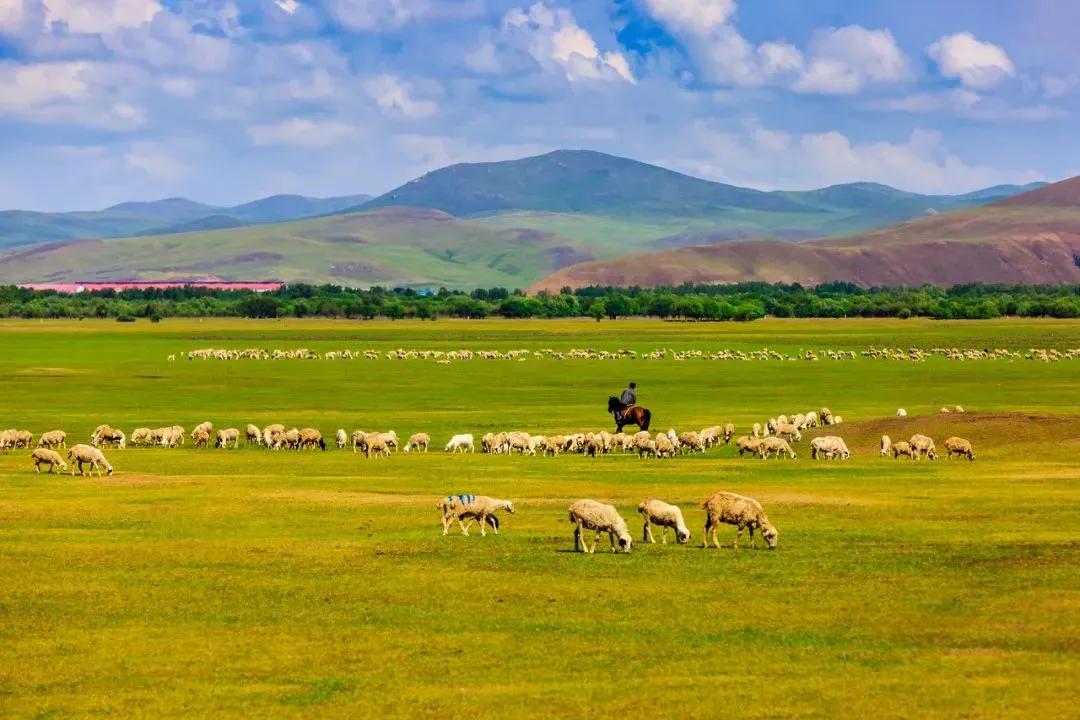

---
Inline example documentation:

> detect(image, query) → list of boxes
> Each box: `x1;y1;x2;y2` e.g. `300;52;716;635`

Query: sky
1;0;1078;211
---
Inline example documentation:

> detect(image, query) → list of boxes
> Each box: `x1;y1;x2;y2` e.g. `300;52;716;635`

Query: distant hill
0;207;597;289
0;193;372;249
532;176;1080;291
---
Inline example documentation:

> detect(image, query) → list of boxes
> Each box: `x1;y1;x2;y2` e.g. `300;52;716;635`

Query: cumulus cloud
250;117;364;147
362;74;438;118
274;0;299;15
42;0;162;35
124;140;188;181
928;33;1014;89
482;2;636;84
0;60;147;128
641;1;906;93
687;121;1042;194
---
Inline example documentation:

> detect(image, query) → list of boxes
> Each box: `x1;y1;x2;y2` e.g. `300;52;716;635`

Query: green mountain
0;194;372;249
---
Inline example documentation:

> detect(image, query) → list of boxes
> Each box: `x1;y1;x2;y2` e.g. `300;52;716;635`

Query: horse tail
640;408;651;431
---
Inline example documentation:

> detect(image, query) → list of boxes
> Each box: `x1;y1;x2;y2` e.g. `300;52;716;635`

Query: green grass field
1;318;1078;718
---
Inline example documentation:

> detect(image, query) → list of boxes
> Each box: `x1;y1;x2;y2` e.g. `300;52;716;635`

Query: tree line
0;282;1077;321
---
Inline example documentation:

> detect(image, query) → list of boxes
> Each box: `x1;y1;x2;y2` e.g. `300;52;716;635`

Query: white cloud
641;1;906;94
874;89;1064;123
250;117;363;148
1041;74;1077;99
794;26;907;94
106;11;232;72
928;33;1014;89
362;74;437;118
687;121;1043;194
0;0;28;33
124;140;188;181
274;0;299;15
0;60;88;111
328;0;481;31
496;2;635;84
42;0;162;35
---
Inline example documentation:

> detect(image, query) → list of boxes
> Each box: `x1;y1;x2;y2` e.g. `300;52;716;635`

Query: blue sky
1;0;1077;210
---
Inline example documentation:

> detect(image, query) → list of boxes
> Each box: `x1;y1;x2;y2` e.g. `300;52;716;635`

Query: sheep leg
642;521;654;544
660;526;668;545
478;514;487;537
573;524;585;552
459;518;471;536
749;526;756;550
733;525;744;550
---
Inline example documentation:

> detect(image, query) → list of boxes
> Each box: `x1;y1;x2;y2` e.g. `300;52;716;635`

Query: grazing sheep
403;432;430;453
774;422;802;442
191;421;213;441
735;435;764;457
944;436;975;461
32;448;67;473
637;438;657;459
129;427;153;446
161;426;185;447
880;434;891;457
699;425;721;448
37;430;67;449
810;436;850;460
445;433;475;453
677;431;704;454
543;435;564;457
954;405;965;413
638;498;691;544
751;423;762;438
192;429;211;448
360;433;390;459
804;411;818;428
283;428;301;450
758;436;796;460
247;424;263;446
67;444;113;476
723;422;735;444
437;494;515;536
298;428;326;451
568;499;633;554
701;491;778;550
891;441;916;460
215;428;241;449
940;407;951;414
896;408;907;417
654;433;677;459
91;425;125;449
909;434;938;460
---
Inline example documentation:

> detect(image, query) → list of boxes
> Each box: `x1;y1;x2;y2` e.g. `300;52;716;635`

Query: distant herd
174;346;1080;363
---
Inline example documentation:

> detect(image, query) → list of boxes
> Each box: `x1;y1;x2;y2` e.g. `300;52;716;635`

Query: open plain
1;318;1078;718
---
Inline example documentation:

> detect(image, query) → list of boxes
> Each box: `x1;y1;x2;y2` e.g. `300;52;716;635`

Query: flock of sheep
175;345;1079;364
4;402;976;479
436;492;778;554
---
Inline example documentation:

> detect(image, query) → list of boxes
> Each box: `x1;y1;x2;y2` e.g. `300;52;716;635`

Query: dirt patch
757;493;888;507
15;367;86;376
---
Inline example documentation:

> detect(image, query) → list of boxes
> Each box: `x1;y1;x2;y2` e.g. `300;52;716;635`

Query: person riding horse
616;383;637;423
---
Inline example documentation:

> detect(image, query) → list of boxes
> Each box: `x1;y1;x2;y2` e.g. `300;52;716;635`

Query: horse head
607;396;620;413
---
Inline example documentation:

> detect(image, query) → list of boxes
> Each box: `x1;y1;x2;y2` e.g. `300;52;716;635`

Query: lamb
909;433;938;460
437;494;515;536
192;429;211;447
298;428;326;451
701;491;778;549
247;424;263;446
810;436;850;460
880;434;891;457
891;441;916;459
736;435;764;457
944;436;975;461
637;498;691;544
32;448;67;473
445;433;475;453
67;444;113;476
37;430;67;449
568;499;633;554
191;421;213;441
335;428;347;449
757;436;796;460
215;428;241;449
403;432;430;453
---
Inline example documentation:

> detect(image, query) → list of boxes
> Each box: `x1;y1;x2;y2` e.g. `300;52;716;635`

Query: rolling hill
0;193;371;249
531;176;1080;290
0;207;599;289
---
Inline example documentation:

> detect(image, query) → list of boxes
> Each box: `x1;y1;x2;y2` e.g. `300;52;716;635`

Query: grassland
1;318;1078;718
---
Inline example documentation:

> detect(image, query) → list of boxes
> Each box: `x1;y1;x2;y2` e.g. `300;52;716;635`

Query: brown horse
608;396;652;433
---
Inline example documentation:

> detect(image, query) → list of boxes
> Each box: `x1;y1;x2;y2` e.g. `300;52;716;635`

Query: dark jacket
619;388;637;405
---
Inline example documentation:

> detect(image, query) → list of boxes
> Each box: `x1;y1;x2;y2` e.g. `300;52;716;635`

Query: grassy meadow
1;318;1078;718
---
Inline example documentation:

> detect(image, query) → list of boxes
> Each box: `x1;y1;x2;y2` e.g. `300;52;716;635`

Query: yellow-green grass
1;318;1078;718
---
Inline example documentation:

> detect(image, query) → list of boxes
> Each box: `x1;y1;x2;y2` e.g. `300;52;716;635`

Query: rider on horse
616;382;637;423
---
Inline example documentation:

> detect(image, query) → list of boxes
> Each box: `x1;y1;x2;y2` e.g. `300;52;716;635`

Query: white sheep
215;428;241;449
880;434;891;457
896;408;907;417
335;428;347;449
32;448;68;473
758;436;796;460
445;433;475;453
638;498;691;544
701;491;778;550
568;499;633;553
810;436;850;460
67;444;113;476
246;424;263;446
404;432;430;453
944;436;975;460
436;494;515;536
909;433;937;460
37;430;67;449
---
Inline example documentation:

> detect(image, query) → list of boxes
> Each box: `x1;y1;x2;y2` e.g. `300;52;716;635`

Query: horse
608;396;652;433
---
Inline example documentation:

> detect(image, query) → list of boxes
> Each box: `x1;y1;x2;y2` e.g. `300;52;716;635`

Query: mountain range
0;193;371;249
0;149;1071;289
